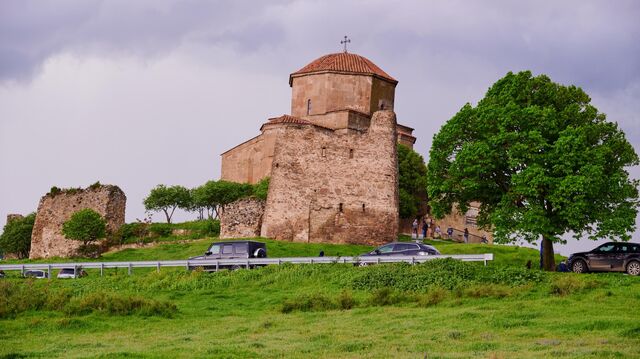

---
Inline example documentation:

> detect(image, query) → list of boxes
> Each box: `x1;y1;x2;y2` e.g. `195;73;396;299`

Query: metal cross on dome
340;35;351;53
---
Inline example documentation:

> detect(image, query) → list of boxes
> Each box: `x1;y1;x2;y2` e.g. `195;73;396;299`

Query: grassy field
1;239;639;358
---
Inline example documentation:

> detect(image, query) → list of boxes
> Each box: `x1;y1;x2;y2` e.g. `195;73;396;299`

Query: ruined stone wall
6;214;24;224
261;110;399;245
29;185;126;259
220;197;265;239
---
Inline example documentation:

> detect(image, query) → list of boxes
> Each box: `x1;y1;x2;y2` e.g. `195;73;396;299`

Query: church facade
220;52;413;244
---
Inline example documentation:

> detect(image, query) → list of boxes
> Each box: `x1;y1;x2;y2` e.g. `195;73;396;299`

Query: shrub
463;284;512;298
65;292;177;318
368;287;403;306
351;259;546;292
337;290;356;310
148;223;173;238
280;293;336;313
418;287;448;307
550;275;599;296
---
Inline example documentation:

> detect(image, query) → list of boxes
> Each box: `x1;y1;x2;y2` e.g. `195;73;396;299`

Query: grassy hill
1;238;638;358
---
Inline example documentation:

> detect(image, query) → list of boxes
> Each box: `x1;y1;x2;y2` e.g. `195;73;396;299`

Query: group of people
411;218;485;244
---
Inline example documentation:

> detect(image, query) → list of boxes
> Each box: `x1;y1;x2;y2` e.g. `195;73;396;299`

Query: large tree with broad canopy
427;71;639;270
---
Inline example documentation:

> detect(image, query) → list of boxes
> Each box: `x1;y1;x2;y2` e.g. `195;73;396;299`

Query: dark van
188;240;267;271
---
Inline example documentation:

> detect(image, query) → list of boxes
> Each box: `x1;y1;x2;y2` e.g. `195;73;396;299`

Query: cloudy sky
1;0;639;255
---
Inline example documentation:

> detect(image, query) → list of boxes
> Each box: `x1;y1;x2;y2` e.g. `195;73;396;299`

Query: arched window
307;99;312;115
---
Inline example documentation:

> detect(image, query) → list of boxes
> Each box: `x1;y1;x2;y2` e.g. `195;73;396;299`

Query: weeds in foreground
549;275;599;296
0;280;176;319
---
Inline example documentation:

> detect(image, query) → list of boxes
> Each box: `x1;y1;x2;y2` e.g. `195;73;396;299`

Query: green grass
2;238;637;358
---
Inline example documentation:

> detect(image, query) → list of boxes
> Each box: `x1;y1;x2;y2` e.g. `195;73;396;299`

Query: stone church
220;50;417;245
220;50;489;245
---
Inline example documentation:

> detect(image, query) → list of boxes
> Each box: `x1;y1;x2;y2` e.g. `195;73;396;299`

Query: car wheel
358;262;369;267
571;259;588;274
626;260;640;276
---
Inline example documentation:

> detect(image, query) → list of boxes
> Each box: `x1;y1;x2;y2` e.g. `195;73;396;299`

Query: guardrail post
215;262;219;272
310;259;314;264
128;263;132;275
100;263;104;276
246;260;249;269
157;262;161;273
48;264;52;280
21;265;24;276
278;259;281;265
186;261;190;271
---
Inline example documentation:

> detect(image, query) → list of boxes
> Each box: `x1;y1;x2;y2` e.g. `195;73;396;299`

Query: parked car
188;240;267;271
23;270;48;279
569;242;640;275
357;241;440;266
57;267;88;279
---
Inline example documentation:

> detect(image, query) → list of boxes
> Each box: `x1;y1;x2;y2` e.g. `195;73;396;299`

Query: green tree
253;177;270;200
0;213;36;259
398;144;428;219
61;209;107;246
191;180;254;219
427;71;639;271
143;185;191;223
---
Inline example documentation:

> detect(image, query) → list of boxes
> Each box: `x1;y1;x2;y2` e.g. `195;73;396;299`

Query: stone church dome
289;52;397;85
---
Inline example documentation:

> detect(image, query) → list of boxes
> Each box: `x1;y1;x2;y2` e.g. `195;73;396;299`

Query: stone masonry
29;185;126;259
220;197;265;238
261;110;399;245
6;214;24;224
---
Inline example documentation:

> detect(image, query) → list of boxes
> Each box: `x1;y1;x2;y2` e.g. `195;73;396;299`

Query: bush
280;293;336;313
148;223;173;238
368;287;402;306
0;213;35;259
351;259;546;292
418;287;448;307
337;290;356;310
0;280;177;319
550;275;599;296
65;292;177;318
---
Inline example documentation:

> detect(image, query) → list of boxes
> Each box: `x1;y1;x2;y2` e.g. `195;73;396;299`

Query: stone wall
220;197;265;238
29;185;126;259
6;214;24;224
261;110;399;245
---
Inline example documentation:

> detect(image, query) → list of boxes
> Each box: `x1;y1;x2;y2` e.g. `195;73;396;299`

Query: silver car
57;268;88;279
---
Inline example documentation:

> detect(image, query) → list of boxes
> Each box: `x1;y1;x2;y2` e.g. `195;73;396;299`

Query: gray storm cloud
1;0;639;255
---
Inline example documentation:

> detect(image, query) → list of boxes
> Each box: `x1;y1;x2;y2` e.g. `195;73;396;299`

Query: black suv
569;242;640;275
188;240;267;271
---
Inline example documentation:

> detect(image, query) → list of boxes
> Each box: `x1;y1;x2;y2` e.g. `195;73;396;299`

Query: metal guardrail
0;254;494;277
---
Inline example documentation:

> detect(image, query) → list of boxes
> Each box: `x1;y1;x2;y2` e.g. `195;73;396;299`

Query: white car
57;268;88;279
23;270;48;279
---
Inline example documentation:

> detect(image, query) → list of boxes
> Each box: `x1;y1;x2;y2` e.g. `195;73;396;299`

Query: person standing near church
412;219;418;238
422;218;428;239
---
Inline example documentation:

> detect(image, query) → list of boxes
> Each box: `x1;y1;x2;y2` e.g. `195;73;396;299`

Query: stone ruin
220;197;265;239
29;184;126;259
6;214;24;224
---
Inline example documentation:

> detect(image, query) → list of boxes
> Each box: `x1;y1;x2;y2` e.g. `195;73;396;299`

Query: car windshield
208;244;221;254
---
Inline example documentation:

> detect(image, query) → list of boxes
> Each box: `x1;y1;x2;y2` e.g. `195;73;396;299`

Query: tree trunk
542;236;556;271
163;209;172;224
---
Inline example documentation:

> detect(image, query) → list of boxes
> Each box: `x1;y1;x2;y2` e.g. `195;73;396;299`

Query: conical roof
289;52;397;85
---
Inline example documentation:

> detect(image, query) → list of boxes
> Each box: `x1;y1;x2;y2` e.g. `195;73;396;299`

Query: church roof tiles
290;52;397;85
266;114;312;125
